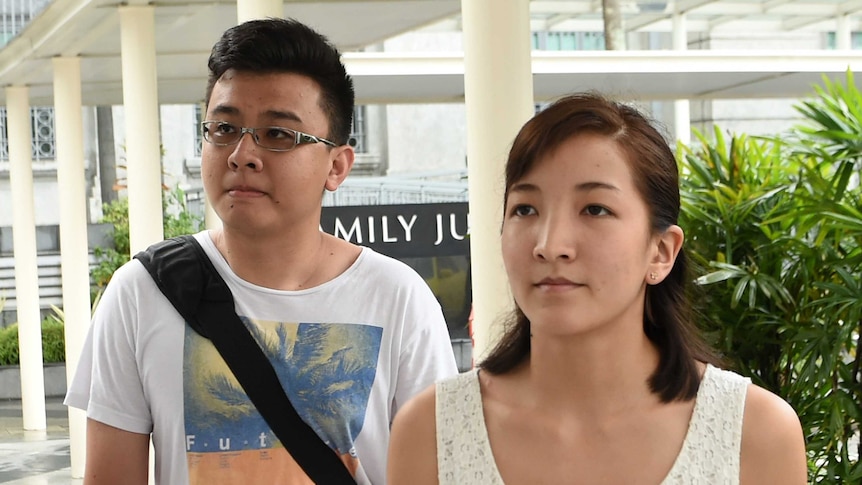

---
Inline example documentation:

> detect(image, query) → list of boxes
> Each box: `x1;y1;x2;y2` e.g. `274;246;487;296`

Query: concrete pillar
6;86;47;431
52;56;92;478
237;0;282;23
836;15;852;50
204;200;222;230
119;6;164;254
204;0;282;230
96;106;118;206
119;10;164;483
672;12;691;146
225;0;281;230
461;0;533;361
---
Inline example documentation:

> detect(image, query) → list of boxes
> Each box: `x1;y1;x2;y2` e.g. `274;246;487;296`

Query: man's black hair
205;17;355;145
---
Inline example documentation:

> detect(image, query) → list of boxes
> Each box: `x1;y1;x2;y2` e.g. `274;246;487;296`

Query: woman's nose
532;216;575;261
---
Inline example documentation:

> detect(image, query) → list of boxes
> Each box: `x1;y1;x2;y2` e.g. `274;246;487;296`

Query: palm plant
678;71;861;483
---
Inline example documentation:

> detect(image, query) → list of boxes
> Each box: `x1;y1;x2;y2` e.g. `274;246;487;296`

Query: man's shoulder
109;255;156;287
350;247;424;282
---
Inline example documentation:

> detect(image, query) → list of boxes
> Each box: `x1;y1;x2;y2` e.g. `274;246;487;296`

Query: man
65;18;457;485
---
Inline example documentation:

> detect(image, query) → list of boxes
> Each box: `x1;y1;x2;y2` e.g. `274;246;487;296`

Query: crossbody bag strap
135;235;356;484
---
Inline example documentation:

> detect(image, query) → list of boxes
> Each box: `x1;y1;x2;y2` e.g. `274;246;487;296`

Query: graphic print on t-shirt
183;317;383;484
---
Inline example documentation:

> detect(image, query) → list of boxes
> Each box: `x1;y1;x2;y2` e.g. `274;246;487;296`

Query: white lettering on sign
434;213;469;245
329;211;468;246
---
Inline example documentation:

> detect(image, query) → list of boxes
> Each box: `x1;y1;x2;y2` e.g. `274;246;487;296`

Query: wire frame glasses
201;121;337;152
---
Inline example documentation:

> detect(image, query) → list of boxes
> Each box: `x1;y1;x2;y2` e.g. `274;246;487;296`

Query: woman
387;92;808;484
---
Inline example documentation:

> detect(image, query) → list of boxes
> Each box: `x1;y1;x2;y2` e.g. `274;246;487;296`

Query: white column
52;56;91;478
6;86;47;431
229;0;281;230
461;0;533;361
237;0;282;23
205;200;222;230
213;1;279;228
120;6;164;254
672;12;691;146
119;9;163;484
836;15;852;50
207;1;283;229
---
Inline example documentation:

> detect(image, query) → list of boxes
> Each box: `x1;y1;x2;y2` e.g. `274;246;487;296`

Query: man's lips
227;186;266;197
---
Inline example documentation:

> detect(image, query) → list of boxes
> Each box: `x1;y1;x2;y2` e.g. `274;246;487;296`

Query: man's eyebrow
263;109;303;124
206;106;304;124
207;105;238;117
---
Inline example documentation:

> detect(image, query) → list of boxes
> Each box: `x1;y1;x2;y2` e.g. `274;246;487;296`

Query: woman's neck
515;325;662;419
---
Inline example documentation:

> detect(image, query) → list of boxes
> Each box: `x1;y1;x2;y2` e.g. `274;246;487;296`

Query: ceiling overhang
0;0;858;106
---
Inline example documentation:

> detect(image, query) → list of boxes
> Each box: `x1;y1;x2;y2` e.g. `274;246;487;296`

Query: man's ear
647;224;684;284
324;145;355;192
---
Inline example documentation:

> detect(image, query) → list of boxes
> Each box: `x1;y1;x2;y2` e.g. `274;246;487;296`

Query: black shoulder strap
134;235;356;484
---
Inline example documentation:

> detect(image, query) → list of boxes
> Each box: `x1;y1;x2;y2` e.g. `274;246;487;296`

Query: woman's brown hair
480;92;718;402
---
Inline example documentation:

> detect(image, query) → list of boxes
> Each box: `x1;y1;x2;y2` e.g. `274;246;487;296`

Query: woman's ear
324;145;355;192
647;224;684;284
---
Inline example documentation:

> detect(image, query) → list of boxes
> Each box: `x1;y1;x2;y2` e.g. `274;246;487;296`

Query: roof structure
0;0;859;106
528;0;862;33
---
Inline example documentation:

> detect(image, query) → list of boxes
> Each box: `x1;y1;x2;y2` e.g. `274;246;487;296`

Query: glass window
0;106;56;162
193;104;203;157
350;105;367;153
532;31;605;51
0;0;52;48
581;32;606;51
825;31;862;49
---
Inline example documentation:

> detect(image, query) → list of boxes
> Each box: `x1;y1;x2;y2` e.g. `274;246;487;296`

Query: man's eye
213;123;237;135
264;127;291;140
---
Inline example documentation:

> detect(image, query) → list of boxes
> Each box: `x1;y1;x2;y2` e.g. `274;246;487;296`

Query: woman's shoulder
393;381;438;432
739;382;808;484
388;382;439;485
392;370;481;443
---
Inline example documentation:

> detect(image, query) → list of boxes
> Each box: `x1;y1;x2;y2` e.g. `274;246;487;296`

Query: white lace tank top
435;364;750;484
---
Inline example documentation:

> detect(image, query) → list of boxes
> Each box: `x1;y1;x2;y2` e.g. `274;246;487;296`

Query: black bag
135;235;356;484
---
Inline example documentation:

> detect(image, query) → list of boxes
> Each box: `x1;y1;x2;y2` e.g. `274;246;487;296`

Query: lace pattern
660;365;750;484
435;365;750;485
436;369;504;485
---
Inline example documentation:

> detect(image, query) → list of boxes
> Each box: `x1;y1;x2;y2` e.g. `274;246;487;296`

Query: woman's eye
584;205;610;216
512;205;536;217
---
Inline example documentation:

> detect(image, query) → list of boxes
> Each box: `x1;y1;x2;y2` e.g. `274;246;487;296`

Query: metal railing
0;1;56;162
323;168;469;206
0;0;51;46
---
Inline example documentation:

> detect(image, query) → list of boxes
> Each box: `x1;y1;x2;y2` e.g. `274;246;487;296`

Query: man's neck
210;226;335;291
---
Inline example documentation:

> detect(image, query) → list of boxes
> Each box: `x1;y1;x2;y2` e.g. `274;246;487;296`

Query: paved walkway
0;398;80;484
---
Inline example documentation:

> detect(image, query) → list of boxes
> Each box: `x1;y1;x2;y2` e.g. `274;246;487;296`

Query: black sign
320;202;469;258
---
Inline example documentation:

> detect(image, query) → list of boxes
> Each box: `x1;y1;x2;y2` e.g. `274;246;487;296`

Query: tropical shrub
92;186;203;290
679;72;861;483
91;196;131;290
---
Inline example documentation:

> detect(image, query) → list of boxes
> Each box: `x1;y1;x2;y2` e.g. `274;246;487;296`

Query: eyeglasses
201;121;338;152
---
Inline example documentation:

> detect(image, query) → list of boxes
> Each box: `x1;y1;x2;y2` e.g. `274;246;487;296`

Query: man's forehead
207;71;327;124
208;103;304;122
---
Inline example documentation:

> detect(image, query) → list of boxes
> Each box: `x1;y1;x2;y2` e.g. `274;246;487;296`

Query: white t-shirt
66;231;458;485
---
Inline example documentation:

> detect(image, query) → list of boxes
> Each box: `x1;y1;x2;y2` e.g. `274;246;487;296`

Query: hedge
0;319;66;366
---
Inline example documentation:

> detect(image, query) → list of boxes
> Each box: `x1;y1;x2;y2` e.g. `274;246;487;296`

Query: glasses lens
203;122;240;145
257;127;297;151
